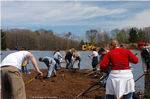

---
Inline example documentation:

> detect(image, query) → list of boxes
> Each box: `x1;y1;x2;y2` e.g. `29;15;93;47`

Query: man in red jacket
100;40;138;99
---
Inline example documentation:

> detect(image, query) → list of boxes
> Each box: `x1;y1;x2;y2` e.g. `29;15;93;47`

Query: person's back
102;48;138;70
100;40;139;99
54;51;62;59
1;51;30;69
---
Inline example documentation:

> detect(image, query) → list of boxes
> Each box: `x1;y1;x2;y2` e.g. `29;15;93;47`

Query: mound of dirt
23;68;105;99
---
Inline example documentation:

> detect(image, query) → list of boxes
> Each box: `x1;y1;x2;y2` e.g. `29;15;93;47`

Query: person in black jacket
65;48;75;69
138;42;150;97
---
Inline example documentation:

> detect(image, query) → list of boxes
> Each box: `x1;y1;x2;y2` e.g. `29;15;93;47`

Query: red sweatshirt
100;48;138;72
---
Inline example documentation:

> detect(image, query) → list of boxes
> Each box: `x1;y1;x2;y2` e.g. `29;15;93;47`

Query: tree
129;28;138;43
116;29;128;44
111;28;120;39
79;40;85;50
1;30;7;50
4;29;79;50
143;27;150;43
138;29;146;42
86;29;98;45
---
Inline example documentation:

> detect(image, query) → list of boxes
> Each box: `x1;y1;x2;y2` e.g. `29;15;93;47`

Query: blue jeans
105;92;133;99
102;73;109;87
93;67;97;76
54;58;61;69
47;61;56;78
70;61;75;69
78;61;81;70
65;59;71;69
21;65;29;74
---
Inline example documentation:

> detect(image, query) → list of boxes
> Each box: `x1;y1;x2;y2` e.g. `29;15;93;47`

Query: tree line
83;27;150;47
1;29;80;50
1;27;150;50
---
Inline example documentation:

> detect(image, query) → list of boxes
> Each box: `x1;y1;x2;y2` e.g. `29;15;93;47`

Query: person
89;48;99;76
70;54;76;69
100;40;139;99
138;42;150;97
98;48;109;87
21;58;30;74
65;48;75;69
74;51;81;70
98;48;107;63
53;50;63;69
120;44;124;48
0;50;43;99
39;56;57;78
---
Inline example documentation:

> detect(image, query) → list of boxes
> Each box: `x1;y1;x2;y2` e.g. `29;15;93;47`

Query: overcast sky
1;0;150;37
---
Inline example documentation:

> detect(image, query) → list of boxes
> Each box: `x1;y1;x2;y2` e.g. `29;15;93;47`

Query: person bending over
1;50;43;99
39;57;57;78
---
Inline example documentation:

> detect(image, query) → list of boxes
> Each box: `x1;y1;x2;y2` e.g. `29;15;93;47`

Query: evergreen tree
138;29;145;42
129;28;138;43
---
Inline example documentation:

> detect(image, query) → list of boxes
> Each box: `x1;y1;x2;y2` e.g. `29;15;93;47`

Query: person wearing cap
100;39;138;99
138;42;150;74
0;48;43;99
138;42;150;97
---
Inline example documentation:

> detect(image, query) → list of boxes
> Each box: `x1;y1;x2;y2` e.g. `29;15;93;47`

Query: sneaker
94;75;98;77
53;75;56;77
46;77;50;79
44;76;50;79
26;72;31;74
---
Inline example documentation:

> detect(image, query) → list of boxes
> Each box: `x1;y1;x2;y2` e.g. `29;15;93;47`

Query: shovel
25;73;41;86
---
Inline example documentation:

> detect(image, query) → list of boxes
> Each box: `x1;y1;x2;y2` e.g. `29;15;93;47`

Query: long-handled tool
135;74;145;82
74;75;107;99
25;73;41;86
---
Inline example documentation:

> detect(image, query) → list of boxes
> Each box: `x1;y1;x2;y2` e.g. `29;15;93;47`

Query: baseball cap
138;42;147;46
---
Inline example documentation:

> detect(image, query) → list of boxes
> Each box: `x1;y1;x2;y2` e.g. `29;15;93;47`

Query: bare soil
23;68;149;99
23;68;105;99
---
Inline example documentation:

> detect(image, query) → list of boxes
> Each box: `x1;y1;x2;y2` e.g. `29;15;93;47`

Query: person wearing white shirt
0;49;42;99
53;50;62;69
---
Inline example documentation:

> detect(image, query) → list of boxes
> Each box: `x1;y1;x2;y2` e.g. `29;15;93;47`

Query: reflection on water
1;50;144;93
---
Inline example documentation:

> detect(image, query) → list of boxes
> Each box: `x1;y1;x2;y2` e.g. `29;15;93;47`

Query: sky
1;0;150;38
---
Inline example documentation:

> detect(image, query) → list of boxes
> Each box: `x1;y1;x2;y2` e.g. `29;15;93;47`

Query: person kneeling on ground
39;57;57;78
1;49;43;99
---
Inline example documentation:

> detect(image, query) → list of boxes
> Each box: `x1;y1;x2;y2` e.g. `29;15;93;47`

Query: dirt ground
23;68;105;99
23;68;149;99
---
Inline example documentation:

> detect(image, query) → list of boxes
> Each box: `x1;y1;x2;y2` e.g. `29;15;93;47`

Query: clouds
121;9;150;28
1;1;150;34
1;1;126;27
